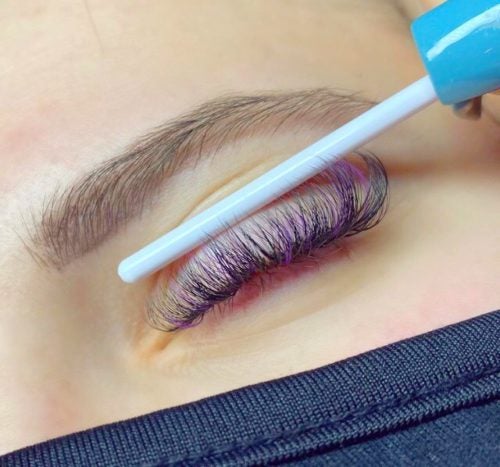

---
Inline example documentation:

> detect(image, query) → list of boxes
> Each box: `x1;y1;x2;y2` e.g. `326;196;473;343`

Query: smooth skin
0;0;498;454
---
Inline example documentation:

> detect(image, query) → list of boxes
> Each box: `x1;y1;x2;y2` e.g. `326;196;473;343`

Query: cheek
414;266;499;326
371;253;498;346
0;316;87;452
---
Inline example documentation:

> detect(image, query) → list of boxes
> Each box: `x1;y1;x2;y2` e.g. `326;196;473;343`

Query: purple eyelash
147;152;388;331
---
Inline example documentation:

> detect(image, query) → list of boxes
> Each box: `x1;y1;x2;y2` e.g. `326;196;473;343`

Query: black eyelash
147;151;388;331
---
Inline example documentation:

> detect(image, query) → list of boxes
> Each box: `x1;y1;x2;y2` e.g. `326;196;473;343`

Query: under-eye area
146;152;388;332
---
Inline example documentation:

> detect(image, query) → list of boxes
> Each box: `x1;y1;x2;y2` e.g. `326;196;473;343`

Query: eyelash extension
147;151;388;332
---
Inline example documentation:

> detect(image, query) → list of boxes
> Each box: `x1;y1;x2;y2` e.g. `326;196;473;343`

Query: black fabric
287;400;500;466
2;309;499;466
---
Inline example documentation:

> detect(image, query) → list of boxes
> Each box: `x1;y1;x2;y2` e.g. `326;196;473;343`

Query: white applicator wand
118;78;436;283
118;0;499;283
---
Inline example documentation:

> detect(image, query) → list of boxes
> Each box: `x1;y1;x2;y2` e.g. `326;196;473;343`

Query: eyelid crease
176;156;285;228
146;151;388;332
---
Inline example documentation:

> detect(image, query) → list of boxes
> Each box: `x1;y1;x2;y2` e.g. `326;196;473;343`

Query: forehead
0;1;411;197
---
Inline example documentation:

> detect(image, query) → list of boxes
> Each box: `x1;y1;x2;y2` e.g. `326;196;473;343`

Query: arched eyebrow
25;88;374;269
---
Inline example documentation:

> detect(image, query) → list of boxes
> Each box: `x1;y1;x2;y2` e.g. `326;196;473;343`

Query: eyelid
146;151;388;332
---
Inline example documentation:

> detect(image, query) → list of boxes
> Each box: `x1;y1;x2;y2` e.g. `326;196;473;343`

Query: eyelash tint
147;152;388;331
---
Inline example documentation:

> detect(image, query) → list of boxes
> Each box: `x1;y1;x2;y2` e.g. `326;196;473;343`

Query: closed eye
146;151;388;332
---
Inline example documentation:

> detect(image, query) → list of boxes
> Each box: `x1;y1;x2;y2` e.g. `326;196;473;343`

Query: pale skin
0;0;498;455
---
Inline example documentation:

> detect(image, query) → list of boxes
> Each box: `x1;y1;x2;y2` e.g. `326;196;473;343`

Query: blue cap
411;0;500;105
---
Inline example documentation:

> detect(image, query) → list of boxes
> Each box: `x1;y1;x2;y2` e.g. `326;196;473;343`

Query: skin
0;0;498;454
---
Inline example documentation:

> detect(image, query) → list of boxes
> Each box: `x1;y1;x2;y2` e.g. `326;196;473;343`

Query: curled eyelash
147;151;388;332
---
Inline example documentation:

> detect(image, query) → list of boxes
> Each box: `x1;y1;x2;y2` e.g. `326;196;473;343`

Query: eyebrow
25;89;374;268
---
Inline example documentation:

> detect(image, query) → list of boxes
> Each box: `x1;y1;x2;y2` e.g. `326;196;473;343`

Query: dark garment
2;309;499;466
